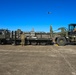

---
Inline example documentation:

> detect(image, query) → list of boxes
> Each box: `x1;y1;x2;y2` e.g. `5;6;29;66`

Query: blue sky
0;0;76;32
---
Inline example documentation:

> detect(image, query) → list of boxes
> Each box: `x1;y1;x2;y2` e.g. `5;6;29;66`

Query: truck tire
31;42;37;45
0;40;5;45
40;42;46;45
0;40;1;44
57;37;66;46
12;41;16;46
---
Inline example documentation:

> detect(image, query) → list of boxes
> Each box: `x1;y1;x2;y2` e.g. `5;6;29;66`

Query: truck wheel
12;41;16;46
0;40;1;44
31;42;37;45
0;40;4;45
57;37;66;46
40;42;46;45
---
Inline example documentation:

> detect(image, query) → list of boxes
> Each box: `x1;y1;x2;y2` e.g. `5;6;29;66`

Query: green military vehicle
0;28;53;45
0;29;10;44
0;29;22;45
23;29;53;45
0;24;76;46
55;24;76;46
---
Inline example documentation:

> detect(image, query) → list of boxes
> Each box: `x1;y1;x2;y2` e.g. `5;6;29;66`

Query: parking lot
0;45;76;75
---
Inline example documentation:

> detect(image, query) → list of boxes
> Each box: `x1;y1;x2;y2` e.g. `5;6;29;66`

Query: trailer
25;31;52;45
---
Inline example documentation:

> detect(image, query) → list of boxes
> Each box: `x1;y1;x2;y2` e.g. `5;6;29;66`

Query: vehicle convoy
55;24;76;46
0;23;76;46
0;28;53;45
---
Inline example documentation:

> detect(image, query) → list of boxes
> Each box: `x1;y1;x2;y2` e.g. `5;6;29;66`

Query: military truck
1;24;76;46
0;29;22;45
25;31;52;45
0;29;11;44
55;24;76;46
0;28;53;45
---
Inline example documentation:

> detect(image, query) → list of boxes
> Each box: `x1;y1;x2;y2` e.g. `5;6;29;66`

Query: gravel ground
0;45;76;75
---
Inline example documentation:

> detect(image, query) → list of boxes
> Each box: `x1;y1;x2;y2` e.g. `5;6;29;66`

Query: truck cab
68;24;76;43
55;24;76;46
68;24;76;32
0;29;10;44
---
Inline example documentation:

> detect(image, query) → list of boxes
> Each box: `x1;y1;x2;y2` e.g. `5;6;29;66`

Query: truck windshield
69;25;76;32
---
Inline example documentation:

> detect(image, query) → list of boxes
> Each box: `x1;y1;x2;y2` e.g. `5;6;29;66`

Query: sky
0;0;76;32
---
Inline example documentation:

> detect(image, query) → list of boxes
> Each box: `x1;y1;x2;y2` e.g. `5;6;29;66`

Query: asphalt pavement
0;45;76;75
